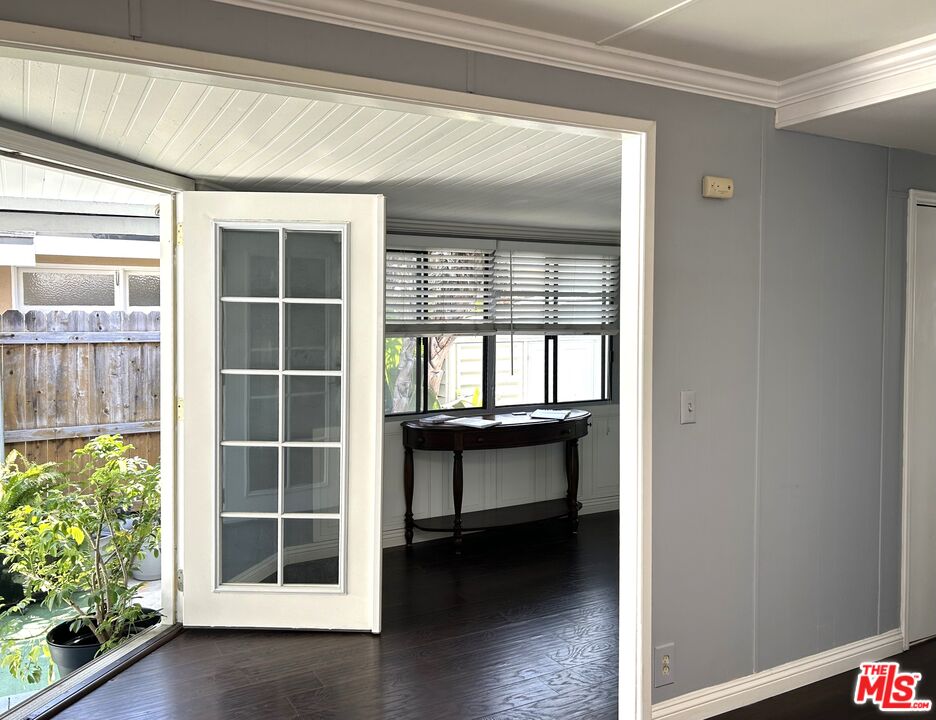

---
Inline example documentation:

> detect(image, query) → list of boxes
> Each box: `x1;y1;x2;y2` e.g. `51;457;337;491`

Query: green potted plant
0;435;161;680
0;451;62;610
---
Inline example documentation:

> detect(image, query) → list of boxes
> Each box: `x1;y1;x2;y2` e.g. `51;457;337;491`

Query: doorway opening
0;155;178;713
0;27;653;719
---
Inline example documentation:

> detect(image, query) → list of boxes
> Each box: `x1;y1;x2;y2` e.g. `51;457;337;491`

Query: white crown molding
776;33;936;127
212;0;936;133
651;629;904;720
211;0;779;107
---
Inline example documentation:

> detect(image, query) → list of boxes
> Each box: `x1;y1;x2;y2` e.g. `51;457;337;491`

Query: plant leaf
66;526;85;545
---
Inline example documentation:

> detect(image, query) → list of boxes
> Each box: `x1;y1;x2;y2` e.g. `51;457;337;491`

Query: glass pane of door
218;225;345;588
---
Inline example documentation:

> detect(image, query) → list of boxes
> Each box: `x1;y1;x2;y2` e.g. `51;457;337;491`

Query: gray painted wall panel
757;130;888;671
3;0;936;703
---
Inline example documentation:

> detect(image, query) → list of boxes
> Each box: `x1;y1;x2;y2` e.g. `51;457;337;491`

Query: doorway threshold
2;623;181;720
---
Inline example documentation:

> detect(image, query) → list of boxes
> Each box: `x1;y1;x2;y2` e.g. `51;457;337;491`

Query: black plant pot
46;621;100;677
46;609;161;677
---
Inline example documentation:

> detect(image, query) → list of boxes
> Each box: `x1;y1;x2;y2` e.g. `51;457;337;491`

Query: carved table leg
453;449;464;554
404;447;414;546
566;439;580;534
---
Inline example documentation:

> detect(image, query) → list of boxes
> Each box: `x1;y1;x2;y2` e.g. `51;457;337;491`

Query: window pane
221;229;278;297
221;446;278;513
220;517;277;584
384;337;419;414
22;271;114;307
495;335;546;407
285;304;340;371
284;447;340;513
221;302;279;370
557;335;604;402
128;273;160;306
221;374;278;441
284;230;342;299
430;335;483;410
284;376;341;442
283;519;339;585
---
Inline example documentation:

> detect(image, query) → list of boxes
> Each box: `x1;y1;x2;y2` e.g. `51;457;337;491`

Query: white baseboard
651;629;905;720
382;495;619;548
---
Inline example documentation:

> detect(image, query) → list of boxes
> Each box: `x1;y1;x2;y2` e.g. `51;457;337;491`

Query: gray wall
4;0;936;702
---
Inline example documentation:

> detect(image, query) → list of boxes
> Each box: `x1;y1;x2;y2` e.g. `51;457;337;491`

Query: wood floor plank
56;513;619;720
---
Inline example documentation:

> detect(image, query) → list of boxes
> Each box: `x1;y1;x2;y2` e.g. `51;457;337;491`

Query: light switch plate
702;175;734;199
654;643;675;687
680;390;696;425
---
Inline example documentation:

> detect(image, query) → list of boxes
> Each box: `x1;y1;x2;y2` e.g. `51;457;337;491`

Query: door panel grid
217;223;347;590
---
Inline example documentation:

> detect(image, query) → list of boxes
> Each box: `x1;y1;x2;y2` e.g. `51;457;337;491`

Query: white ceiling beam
0;196;159;216
0;212;160;236
0;122;194;194
776;33;936;127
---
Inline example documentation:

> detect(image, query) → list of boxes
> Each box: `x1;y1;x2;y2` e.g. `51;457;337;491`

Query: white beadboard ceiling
0;157;163;206
0;56;621;233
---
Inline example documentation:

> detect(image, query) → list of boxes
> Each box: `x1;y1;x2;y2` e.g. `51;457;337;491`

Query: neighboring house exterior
0;200;160;312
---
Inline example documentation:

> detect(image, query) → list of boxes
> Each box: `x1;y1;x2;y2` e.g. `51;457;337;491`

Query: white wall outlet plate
702;175;734;199
654;642;675;687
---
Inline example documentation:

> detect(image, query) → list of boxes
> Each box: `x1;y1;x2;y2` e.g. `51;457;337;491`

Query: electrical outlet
654;643;675;687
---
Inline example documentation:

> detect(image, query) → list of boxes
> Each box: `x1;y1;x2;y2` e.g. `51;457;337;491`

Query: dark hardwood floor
56;512;619;719
713;638;936;719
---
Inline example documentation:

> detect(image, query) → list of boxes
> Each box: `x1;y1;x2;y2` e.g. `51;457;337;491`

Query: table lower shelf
411;498;580;533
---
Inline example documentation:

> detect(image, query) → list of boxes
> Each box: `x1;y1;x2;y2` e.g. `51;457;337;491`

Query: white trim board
651;629;905;720
900;189;936;650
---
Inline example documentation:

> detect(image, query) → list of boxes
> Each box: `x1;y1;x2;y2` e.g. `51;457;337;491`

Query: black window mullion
606;335;614;401
421;337;429;413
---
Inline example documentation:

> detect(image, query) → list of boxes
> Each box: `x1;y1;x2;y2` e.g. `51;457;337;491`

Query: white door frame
900;188;936;648
0;20;656;719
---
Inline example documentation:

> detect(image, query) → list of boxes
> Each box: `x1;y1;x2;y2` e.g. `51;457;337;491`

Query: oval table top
401;409;591;452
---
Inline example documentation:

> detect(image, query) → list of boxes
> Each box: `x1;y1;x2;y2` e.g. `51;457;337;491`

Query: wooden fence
0;309;161;466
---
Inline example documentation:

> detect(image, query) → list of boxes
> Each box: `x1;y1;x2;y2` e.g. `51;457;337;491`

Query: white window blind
385;238;619;335
385;248;495;335
493;244;619;334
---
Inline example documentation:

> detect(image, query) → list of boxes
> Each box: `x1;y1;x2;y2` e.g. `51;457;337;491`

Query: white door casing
903;194;936;644
178;191;384;632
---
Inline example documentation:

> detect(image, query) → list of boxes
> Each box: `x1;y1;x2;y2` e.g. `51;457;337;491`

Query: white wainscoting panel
382;405;620;546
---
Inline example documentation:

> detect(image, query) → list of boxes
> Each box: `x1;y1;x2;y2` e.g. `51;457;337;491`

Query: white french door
177;192;384;632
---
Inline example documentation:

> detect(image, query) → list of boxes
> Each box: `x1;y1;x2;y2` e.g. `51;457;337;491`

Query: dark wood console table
401;410;591;551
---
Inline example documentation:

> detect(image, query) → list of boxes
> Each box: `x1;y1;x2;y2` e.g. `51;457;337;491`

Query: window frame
14;263;161;312
384;333;613;419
